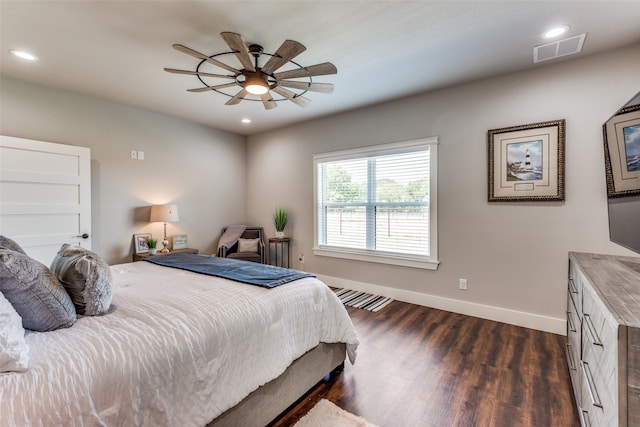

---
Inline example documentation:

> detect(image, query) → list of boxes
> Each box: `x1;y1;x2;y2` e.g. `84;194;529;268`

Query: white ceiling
1;1;639;136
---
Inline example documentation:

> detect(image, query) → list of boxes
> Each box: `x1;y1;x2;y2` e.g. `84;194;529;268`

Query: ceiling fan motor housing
248;44;264;57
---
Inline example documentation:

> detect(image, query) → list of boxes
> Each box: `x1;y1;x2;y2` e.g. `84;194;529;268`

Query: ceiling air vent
533;33;586;63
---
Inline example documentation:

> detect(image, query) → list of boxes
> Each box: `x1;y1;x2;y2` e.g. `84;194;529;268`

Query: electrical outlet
459;279;468;290
137;150;144;160
298;254;304;264
130;150;137;159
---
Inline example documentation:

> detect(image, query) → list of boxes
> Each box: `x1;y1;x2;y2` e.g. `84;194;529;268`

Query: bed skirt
209;342;346;427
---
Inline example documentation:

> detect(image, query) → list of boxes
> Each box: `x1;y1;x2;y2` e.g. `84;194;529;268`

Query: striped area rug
333;288;393;312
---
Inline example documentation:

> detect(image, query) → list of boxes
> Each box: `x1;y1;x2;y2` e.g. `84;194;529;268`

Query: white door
0;135;91;265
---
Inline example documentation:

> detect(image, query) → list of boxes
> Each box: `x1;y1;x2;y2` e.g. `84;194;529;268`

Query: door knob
75;233;89;239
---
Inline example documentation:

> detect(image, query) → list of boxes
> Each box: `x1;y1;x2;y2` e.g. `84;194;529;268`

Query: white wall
1;76;247;264
246;43;640;333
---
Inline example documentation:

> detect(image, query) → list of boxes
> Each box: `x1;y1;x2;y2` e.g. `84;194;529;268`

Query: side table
133;247;198;262
268;238;290;268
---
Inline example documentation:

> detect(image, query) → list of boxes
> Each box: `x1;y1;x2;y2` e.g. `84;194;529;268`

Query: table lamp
150;204;180;253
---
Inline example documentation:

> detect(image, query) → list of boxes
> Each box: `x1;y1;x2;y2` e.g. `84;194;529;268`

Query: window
313;137;439;270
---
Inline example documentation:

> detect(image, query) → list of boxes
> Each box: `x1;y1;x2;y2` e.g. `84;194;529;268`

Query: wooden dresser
567;252;640;427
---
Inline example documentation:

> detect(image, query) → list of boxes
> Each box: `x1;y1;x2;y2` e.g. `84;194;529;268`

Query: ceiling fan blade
272;86;310;107
278;80;334;94
187;82;238;92
274;62;337;79
172;44;240;74
260;93;278;110
164;68;235;79
220;32;256;72
260;40;307;75
225;88;248;105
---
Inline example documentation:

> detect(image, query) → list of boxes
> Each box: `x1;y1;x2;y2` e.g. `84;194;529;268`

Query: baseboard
317;274;566;335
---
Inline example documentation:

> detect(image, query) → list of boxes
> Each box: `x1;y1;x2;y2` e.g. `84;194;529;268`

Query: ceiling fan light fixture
244;74;269;95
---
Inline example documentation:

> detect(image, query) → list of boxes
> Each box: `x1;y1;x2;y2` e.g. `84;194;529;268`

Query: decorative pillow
0;291;30;372
50;244;113;316
0;249;76;332
0;236;26;255
237;238;260;253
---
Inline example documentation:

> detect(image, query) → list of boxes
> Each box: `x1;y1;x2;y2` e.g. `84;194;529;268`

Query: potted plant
148;239;158;255
273;208;287;239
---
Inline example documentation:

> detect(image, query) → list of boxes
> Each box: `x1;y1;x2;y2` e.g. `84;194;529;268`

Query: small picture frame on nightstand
134;233;152;253
173;234;188;250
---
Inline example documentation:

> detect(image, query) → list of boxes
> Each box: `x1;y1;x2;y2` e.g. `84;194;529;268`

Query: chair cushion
227;252;261;263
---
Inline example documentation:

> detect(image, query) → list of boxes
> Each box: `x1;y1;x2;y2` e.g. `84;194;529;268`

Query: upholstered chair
217;226;266;264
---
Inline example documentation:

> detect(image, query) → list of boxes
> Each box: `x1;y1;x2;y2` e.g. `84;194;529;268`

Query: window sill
313;246;439;270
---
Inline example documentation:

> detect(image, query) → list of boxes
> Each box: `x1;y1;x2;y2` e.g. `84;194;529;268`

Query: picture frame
173;234;188;250
488;119;565;202
134;233;152;254
603;103;640;198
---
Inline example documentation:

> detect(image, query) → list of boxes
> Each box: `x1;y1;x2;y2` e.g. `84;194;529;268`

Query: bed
0;251;358;427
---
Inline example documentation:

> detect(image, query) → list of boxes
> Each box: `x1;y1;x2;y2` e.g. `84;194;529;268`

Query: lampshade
150;204;179;223
244;74;269;95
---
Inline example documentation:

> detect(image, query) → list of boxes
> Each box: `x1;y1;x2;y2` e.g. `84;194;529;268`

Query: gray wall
246;43;640;332
2;43;638;332
0;76;247;264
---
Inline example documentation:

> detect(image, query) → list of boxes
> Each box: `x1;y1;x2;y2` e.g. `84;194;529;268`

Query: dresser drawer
567;290;580;342
566;291;581;398
582;283;619;364
581;282;620;426
569;259;583;314
580;359;619;427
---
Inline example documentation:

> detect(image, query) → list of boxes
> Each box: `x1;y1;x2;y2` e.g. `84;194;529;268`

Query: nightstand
133;247;198;262
268;238;290;268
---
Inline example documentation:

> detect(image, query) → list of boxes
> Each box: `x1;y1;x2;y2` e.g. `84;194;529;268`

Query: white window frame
313;137;439;270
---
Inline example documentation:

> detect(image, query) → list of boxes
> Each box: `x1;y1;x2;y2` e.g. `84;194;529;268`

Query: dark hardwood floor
273;300;580;427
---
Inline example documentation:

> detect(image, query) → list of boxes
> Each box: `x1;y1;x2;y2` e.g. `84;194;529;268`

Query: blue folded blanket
144;253;315;288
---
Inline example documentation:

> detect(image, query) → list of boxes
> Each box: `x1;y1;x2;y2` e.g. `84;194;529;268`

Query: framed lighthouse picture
603;103;640;198
487;119;565;202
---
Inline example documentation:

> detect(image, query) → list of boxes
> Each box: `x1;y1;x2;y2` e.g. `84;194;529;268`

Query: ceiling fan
164;32;337;110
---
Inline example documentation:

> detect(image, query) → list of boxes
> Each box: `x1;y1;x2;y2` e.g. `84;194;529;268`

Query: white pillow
237;238;260;253
0;292;30;373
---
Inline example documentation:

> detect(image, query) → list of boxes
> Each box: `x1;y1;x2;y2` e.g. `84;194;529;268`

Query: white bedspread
0;261;358;426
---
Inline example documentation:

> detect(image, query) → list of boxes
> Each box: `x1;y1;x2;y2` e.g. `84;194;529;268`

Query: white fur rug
294;399;378;427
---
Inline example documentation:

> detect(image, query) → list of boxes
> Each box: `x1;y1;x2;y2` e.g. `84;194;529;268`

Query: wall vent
533;33;586;63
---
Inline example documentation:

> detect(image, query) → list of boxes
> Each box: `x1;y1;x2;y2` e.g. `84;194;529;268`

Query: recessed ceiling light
9;49;38;61
241;118;252;124
542;26;569;39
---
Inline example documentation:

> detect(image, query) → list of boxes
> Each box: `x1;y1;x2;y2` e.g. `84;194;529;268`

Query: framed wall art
603;103;640;198
488;119;565;202
134;233;152;254
173;234;188;250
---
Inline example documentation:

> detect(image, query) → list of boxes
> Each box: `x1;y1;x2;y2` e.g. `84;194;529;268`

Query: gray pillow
50;244;113;316
0;236;26;255
0;249;76;331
